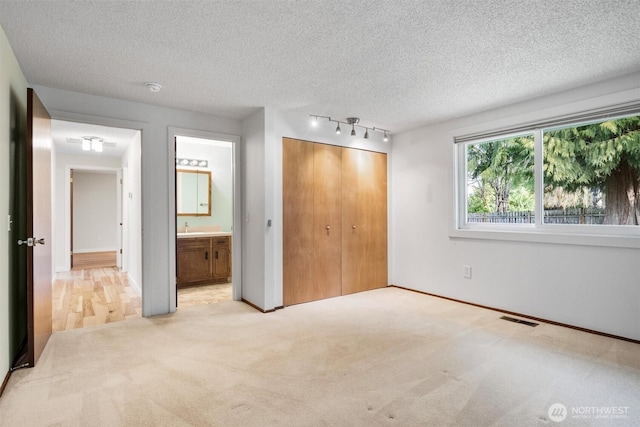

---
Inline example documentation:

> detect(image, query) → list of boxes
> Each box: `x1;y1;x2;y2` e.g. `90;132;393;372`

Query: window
543;116;640;226
466;134;535;224
456;108;640;241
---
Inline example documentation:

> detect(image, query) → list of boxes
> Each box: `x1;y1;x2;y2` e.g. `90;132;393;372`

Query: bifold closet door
341;148;388;294
283;138;342;305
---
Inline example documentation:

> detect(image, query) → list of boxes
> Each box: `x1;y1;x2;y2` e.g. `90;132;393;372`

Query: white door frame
168;127;242;310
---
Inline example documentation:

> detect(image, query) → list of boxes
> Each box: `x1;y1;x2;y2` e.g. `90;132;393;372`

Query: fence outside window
468;208;605;224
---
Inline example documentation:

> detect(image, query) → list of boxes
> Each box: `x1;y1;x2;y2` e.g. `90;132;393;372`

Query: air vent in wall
500;315;539;327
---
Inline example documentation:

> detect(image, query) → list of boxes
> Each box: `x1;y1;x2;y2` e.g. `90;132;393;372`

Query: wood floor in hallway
52;267;142;331
52;268;233;331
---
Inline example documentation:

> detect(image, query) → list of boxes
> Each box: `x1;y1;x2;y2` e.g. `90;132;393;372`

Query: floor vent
500;315;539;327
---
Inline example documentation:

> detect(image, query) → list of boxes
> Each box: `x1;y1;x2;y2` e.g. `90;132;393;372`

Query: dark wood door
341;148;388;295
26;88;52;366
70;169;74;269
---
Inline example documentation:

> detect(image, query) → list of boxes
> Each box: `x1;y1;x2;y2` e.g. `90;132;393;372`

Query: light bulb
383;131;388;142
311;116;318;127
336;123;341;134
364;129;369;139
92;138;103;152
82;138;90;151
351;124;356;136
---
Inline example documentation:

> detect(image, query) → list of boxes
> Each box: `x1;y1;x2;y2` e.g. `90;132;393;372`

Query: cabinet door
213;237;230;281
342;148;388;294
283;138;314;305
177;238;212;286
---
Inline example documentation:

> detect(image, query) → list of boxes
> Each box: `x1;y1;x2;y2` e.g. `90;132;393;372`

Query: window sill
449;226;640;249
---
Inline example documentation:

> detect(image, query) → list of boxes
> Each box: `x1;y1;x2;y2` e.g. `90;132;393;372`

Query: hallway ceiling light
310;115;391;141
67;137;116;152
79;136;105;152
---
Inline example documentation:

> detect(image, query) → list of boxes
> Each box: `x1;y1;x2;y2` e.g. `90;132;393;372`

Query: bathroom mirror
176;169;211;216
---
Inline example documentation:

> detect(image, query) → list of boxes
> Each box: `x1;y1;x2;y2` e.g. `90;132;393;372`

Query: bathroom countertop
177;231;232;238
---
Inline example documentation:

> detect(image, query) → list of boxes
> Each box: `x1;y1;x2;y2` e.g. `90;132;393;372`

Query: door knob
17;238;34;247
326;225;331;230
34;238;45;245
352;225;357;229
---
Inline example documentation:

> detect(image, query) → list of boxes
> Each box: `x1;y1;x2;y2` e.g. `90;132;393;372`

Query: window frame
452;111;640;249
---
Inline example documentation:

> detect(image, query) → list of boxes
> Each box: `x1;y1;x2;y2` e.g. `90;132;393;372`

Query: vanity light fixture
176;157;208;168
310;115;391;141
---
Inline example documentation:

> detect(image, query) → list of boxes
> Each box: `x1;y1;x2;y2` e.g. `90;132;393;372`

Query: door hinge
120;249;123;254
70;177;74;183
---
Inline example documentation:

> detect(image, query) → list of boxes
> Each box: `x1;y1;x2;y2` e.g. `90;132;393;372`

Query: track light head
311;114;390;142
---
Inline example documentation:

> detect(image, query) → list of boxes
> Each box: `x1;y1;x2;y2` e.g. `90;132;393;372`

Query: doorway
51;120;142;330
173;132;240;308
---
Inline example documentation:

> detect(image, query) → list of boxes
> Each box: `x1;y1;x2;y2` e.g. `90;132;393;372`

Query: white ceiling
1;1;639;133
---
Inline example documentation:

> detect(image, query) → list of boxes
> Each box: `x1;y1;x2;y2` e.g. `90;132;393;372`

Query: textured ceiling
1;0;639;133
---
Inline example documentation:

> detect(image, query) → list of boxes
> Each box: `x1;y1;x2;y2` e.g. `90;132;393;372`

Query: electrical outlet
463;265;472;279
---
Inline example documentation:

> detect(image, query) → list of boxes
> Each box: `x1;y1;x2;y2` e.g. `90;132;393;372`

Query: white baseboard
127;273;141;296
73;248;118;254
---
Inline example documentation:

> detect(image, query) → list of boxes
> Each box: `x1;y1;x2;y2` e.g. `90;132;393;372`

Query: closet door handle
205;251;208;260
215;251;219;259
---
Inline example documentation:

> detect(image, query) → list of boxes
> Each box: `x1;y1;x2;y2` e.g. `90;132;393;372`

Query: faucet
184;221;189;233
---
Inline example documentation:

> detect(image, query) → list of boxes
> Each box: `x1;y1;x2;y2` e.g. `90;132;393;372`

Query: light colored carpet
1;287;638;426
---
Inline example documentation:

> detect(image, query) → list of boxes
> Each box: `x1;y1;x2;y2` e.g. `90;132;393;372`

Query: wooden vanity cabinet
177;236;231;288
212;237;231;281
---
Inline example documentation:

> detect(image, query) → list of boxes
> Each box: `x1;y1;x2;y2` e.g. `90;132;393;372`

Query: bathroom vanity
176;232;232;288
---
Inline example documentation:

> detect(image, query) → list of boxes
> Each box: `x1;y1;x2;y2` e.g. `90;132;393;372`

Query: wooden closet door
312;143;342;301
342;148;388;294
283;138;314;305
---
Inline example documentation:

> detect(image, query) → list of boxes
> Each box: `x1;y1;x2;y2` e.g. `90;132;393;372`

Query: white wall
33;85;242;316
241;109;267;309
0;24;27;383
391;73;640;341
72;171;118;253
123;132;142;294
53;153;122;271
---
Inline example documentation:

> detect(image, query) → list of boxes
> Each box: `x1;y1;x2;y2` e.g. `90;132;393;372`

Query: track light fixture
309;115;390;141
